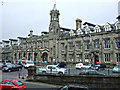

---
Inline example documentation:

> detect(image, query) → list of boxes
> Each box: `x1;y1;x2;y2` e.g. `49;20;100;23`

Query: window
84;41;90;50
116;53;120;63
15;80;23;86
84;54;90;62
44;41;48;48
76;54;82;62
115;38;120;49
104;53;110;62
28;43;31;49
94;40;99;49
76;41;81;50
61;43;65;50
77;29;83;35
1;81;14;85
104;39;110;49
33;43;36;49
69;42;73;51
69;54;73;62
38;41;42;48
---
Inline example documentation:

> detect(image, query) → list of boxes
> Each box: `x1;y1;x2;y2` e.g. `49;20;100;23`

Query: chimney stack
30;29;33;37
76;18;82;30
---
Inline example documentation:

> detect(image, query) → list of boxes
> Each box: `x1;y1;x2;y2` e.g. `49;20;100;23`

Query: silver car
112;65;120;73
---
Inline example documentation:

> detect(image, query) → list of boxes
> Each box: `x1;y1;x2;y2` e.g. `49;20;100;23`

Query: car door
0;81;15;90
51;67;58;74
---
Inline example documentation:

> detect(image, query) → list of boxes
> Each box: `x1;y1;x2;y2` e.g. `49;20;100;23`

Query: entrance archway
42;52;48;63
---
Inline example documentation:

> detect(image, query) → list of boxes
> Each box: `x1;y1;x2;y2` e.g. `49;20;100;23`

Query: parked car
91;64;106;70
0;63;3;70
75;63;91;69
59;84;88;90
2;63;22;72
38;65;67;74
57;62;66;68
16;60;25;67
24;61;35;69
79;69;106;76
112;64;120;73
0;79;26;90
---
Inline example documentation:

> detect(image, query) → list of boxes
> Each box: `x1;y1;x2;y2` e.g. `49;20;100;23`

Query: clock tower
49;2;60;39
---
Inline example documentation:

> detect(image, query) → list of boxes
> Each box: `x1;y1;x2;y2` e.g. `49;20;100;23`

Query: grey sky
0;0;119;41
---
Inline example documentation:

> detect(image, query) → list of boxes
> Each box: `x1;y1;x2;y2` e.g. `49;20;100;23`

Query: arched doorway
42;52;48;63
94;55;99;64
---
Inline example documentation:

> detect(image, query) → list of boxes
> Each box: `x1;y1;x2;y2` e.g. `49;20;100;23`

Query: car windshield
15;80;23;86
6;64;13;67
56;66;62;69
26;62;33;64
115;65;120;68
95;64;100;67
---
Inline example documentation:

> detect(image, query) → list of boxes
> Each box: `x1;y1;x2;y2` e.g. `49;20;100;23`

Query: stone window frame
84;41;90;50
75;41;81;50
116;53;120;63
104;53;110;63
104;39;111;49
94;40;100;49
115;38;120;49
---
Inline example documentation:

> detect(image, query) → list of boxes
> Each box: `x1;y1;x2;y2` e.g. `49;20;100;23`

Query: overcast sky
0;0;119;41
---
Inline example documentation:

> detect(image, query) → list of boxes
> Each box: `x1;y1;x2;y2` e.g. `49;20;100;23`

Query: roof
60;27;71;31
9;39;18;41
2;40;9;43
116;15;120;19
83;22;96;27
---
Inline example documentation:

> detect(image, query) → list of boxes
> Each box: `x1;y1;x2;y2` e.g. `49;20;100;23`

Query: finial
53;0;57;10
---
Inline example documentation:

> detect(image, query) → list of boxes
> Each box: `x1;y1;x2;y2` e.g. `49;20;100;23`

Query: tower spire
53;0;57;10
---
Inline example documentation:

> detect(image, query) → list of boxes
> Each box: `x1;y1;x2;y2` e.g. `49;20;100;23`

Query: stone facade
1;3;120;65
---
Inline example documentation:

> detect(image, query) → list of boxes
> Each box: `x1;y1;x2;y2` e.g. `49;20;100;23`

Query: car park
0;79;26;90
2;63;22;72
91;64;106;70
75;63;91;69
79;69;106;76
59;84;88;90
112;64;120;73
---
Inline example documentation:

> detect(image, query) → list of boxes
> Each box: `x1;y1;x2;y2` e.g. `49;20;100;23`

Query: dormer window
70;29;75;36
77;29;83;35
115;21;120;30
94;25;101;33
104;23;112;31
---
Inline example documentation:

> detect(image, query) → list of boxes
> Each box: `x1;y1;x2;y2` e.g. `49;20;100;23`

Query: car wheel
58;72;63;75
8;69;11;72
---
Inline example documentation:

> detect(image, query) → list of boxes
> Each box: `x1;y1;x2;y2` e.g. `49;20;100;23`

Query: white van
24;61;35;68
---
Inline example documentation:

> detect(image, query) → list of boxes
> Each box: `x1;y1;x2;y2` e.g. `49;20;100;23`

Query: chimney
76;18;82;30
30;29;33;37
